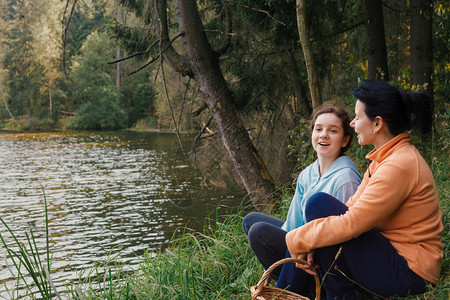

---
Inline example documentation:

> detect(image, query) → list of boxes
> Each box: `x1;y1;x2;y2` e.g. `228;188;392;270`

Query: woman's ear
374;116;384;134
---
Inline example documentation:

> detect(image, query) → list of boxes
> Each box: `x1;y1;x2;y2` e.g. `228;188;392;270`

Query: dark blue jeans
242;211;316;294
277;192;427;299
242;212;286;279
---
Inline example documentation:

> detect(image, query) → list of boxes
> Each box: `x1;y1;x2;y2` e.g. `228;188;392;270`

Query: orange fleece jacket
286;133;443;284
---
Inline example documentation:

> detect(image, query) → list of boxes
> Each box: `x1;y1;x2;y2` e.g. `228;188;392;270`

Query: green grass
0;188;62;300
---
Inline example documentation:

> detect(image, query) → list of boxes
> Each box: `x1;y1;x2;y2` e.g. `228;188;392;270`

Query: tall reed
0;188;61;300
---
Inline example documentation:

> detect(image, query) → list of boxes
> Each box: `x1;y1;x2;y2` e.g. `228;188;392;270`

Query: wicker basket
250;257;321;300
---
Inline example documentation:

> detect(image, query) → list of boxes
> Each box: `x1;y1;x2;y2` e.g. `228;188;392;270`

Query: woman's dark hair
352;80;432;135
310;104;353;155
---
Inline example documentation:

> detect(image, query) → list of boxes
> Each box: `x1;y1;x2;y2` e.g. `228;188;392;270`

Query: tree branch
1;84;24;130
108;39;159;64
381;1;407;13
191;103;208;117
227;0;286;27
62;0;77;80
215;0;233;56
155;0;192;77
317;20;365;40
127;33;184;76
160;55;188;159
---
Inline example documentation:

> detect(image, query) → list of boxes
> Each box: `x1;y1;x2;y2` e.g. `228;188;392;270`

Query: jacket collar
366;132;411;163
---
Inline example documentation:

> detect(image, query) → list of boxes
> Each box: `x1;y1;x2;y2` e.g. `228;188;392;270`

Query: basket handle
256;257;321;300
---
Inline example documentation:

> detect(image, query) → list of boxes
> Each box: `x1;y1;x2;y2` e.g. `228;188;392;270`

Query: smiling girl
242;104;361;287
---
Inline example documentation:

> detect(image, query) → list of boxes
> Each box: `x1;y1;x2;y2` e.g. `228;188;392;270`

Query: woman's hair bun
403;92;433;134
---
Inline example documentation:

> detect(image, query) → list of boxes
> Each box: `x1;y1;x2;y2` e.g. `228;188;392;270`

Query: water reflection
0;131;245;296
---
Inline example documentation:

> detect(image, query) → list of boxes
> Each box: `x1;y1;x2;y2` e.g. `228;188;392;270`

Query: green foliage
131;116;157;131
70;30;127;130
433;1;450;109
70;96;127;130
287;117;315;171
119;71;156;127
65;0;111;59
4;22;45;122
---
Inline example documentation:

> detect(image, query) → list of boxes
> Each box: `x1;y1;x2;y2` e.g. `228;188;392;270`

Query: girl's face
312;113;349;160
350;100;377;146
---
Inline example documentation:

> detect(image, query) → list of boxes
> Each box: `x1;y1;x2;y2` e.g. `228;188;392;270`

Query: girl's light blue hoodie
282;155;361;232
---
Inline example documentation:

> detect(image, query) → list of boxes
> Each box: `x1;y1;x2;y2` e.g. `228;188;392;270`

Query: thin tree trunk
49;90;53;119
172;0;276;210
296;0;322;108
1;89;24;130
363;0;389;81
27;95;31;125
410;0;433;96
116;7;123;89
286;50;312;118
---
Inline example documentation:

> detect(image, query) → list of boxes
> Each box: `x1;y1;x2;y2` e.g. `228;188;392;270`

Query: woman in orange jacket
285;80;443;299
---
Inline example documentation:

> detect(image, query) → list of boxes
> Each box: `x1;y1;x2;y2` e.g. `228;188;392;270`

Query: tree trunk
286;50;312;118
363;0;389;81
27;95;31;125
1;90;24;130
116;7;123;89
49;90;53;119
410;0;433;96
296;0;321;109
171;0;276;210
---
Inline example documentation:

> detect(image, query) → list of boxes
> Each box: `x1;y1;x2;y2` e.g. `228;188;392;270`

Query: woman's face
312;113;349;160
350;100;377;146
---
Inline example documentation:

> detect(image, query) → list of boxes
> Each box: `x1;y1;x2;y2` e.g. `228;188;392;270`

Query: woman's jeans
243;193;427;299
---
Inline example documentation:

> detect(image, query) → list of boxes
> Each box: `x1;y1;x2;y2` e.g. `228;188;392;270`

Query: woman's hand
291;251;318;276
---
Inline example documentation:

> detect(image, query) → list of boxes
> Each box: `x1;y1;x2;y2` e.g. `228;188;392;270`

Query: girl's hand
291;251;318;276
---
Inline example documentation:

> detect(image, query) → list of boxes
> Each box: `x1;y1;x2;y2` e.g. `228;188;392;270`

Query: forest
0;0;448;209
0;0;448;298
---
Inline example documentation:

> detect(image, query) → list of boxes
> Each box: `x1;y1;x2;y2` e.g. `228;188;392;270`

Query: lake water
0;131;246;298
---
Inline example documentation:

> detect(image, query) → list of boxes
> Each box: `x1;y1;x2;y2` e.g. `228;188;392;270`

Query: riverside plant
0;188;62;300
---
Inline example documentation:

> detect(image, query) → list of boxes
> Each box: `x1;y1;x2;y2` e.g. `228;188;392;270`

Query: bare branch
127;33;184;76
317;20;365;40
215;0;233;56
108;39;159;64
62;0;78;80
177;77;192;128
381;1;407;13
227;0;286;27
191;103;208;117
58;110;76;116
1;84;25;130
160;55;188;159
194;116;214;143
